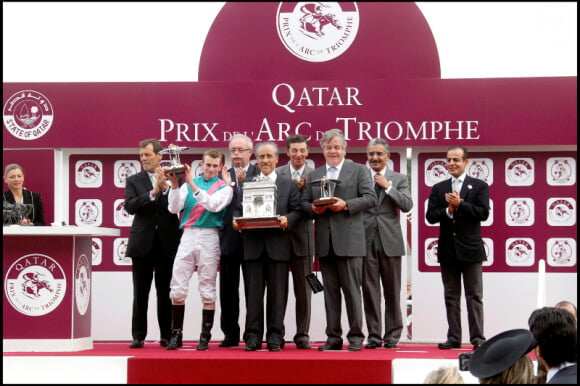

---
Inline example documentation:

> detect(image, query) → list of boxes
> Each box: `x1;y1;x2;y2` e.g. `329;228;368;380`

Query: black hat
469;329;537;378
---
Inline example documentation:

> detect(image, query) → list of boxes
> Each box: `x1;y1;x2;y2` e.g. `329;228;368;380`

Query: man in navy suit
302;129;376;352
529;307;577;384
124;138;182;348
233;142;302;351
275;134;315;349
218;134;260;347
426;145;489;350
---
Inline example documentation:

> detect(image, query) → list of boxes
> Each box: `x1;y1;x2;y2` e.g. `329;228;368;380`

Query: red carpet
5;341;473;384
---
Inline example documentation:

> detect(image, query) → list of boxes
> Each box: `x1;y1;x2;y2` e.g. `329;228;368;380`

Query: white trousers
169;227;220;305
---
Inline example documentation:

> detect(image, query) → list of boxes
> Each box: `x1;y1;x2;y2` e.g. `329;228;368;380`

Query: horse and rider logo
4;254;66;316
276;2;360;62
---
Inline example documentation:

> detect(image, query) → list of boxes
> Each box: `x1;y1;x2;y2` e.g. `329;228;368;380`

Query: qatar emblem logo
75;199;102;226
547;157;576;186
505;158;534;186
276;2;360;63
468;158;493;185
92;238;102;266
506;198;534;226
4;254;66;316
547;198;576;226
75;160;103;188
3;90;54;141
482;238;494;267
424;238;439;267
546;238;576;267
113;238;132;265
424;159;449;186
114;199;134;227
75;253;91;316
505;238;535;267
114;160;140;188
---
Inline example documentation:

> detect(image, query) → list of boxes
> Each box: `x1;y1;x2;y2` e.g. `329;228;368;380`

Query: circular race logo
425;159;449;186
505;158;534;186
75;253;91;316
4;254;66;316
3;90;54;140
277;2;360;62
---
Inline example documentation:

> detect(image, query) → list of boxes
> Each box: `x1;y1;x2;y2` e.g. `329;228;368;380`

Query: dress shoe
318;341;343;351
267;343;281;351
347;342;362;351
438;340;461;349
472;339;486;350
296;341;312;349
365;341;381;349
384;342;398;349
219;340;239;347
159;338;169;348
129;339;144;348
244;341;261;351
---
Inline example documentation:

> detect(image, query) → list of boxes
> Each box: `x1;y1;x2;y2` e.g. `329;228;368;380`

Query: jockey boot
196;309;215;351
166;304;185;350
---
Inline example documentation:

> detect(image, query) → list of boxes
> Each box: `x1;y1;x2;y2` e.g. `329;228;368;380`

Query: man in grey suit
233;142;302;351
362;138;413;349
302;129;376;351
276;134;315;349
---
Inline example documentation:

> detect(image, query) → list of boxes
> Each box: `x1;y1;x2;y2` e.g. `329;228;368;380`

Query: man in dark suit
426;145;489;350
362;138;413;349
528;307;577;384
302;129;376;351
124;138;182;348
233;142;302;351
275;134;315;349
218;134;260;347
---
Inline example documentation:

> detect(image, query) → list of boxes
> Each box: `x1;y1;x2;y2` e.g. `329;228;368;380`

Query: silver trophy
312;175;340;206
234;176;281;229
159;144;189;174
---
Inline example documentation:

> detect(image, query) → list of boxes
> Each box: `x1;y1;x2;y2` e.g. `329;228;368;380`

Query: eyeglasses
368;152;386;157
229;148;250;153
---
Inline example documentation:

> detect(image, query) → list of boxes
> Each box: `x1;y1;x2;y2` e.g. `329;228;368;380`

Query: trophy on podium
234;176;281;229
312;175;340;206
159;144;189;174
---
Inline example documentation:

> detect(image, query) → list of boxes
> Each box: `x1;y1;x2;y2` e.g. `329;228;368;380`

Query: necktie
328;167;338;180
374;172;382;196
293;170;301;179
150;173;156;187
453;178;461;193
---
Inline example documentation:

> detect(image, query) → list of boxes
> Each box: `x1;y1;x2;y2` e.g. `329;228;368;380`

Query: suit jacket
302;159;376;257
234;174;302;262
124;170;181;259
425;175;489;264
219;163;260;256
3;189;45;226
549;364;577;384
363;168;413;257
276;163;315;256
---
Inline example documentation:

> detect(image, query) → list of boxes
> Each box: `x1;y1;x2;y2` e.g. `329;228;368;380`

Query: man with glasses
362;138;413;349
218;134;260;347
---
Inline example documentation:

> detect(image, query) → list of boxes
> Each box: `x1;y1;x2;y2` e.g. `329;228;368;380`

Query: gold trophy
313;175;340;206
159;144;189;174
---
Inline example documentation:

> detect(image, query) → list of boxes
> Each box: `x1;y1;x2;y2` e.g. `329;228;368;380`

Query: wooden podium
3;226;119;352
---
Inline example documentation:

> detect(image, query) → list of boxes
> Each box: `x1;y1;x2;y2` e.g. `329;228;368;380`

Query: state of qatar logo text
3;90;54;141
4;254;66;316
277;2;360;62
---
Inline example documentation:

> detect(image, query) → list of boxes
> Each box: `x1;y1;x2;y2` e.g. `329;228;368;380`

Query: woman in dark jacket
3;163;45;225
